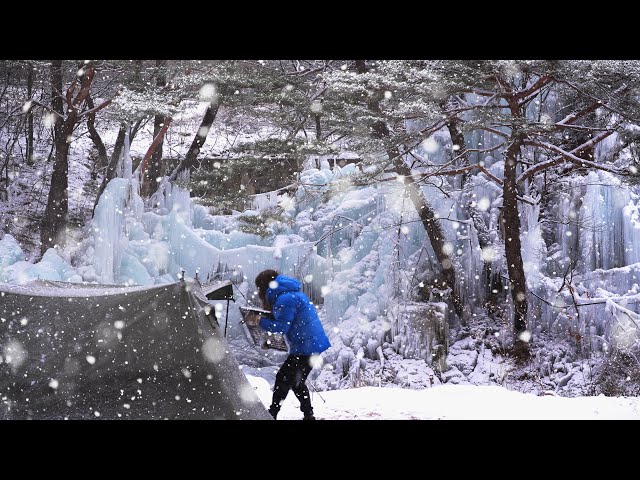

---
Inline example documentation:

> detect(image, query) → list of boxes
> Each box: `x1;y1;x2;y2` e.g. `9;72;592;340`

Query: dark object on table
239;306;289;352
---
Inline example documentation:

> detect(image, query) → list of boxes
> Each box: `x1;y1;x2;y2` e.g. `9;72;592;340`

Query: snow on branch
460;87;506;98
479;126;509;139
515;75;552;102
517;131;619;183
555;84;628;127
447;143;506;165
553;78;633;122
416;164;504;186
78;98;113;119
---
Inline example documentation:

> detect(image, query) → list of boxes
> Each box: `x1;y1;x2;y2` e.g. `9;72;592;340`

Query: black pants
270;355;313;417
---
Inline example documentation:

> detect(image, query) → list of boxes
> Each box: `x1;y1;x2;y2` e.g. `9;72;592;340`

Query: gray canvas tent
0;279;271;419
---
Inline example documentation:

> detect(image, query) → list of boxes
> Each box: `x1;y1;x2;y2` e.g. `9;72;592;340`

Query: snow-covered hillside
2;144;640;397
3;59;640;405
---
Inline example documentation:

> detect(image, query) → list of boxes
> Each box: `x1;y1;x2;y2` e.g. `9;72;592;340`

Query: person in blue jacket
254;269;331;420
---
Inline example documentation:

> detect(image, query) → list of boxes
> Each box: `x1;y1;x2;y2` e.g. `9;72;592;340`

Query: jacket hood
266;275;301;304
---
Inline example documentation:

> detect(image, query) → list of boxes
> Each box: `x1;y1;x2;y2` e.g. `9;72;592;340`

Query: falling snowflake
477;197;491;212
43;113;57;128
199;83;217;103
309;354;324;369
3;340;27;372
238;384;257;403
518;330;532;343
422;137;439;154
278;194;296;212
481;246;497;262
310;100;322;114
202;337;226;363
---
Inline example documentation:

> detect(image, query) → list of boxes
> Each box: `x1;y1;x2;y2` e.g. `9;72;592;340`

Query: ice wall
528;170;640;349
91;178;133;284
70;165;340;295
0;235;24;280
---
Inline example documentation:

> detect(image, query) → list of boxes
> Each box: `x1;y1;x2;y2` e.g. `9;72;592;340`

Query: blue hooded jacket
259;275;331;355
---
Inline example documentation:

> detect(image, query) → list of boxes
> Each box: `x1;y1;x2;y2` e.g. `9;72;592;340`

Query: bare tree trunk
138;118;172;182
86;94;108;169
143;60;167;197
92;116;146;214
392;155;463;319
169;100;220;181
314;114;322;140
133;60;143;86
503;100;528;340
92;124;127;213
40;60;67;254
445;120;491;250
354;60;463;319
41;62;97;254
445;119;469;185
444;118;502;308
26;65;34;165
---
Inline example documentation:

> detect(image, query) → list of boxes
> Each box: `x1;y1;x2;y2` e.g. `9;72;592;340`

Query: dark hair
255;269;279;310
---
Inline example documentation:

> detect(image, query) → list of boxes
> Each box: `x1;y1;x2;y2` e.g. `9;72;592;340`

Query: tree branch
519;134;625;183
552;78;634;122
78;98;112;119
137;117;172;182
515;75;552;101
415;164;504;186
72;65;96;108
479;126;509;139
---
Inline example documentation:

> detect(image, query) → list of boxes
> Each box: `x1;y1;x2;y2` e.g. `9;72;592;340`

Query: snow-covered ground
246;374;640;420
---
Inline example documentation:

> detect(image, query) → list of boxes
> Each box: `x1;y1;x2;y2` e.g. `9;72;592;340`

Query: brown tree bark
314;114;322;140
40;60;67;254
86;94;108;169
138;118;172;182
92;117;147;214
26;65;34;165
393;155;464;318
503;99;528;341
169;100;220;181
41;62;97;255
444;118;503;309
143;60;168;197
355;60;464;319
92;125;127;214
444;120;492;251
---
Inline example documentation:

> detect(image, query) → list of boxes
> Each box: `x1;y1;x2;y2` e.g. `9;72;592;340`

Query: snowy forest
1;59;640;419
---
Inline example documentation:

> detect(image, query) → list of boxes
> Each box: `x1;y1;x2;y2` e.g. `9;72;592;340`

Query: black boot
303;414;316;420
268;405;280;420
